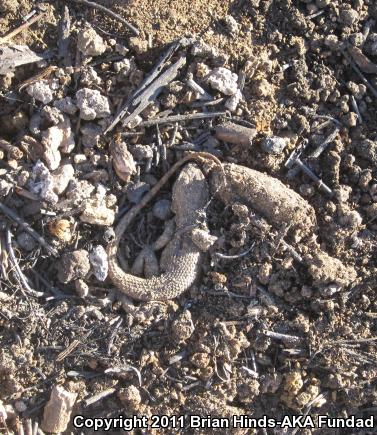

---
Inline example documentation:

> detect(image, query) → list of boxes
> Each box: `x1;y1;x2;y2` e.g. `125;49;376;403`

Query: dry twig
140;111;226;127
68;0;139;36
5;227;45;298
0;11;46;44
0;201;58;257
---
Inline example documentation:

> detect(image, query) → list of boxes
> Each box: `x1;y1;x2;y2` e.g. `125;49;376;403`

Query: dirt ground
1;0;377;434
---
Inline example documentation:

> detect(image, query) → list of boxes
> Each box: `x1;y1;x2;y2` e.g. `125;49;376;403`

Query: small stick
105;365;142;386
106;54;186;133
120;131;144;138
84;388;116;407
23;10;37;21
0;236;9;280
238;71;246;91
186;76;213;101
156;125;168;171
0;201;59;257
285;141;333;196
56;340;80;362
5;228;45;298
264;330;303;345
107;317;123;355
308;126;340;159
191;97;225;108
361;19;374;47
240;366;258;378
30;269;65;298
342;49;377;99
105;39;184;133
0;11;46;44
306;10;324;20
68;0;139;36
206;290;254;299
327;336;377;345
58;5;72;66
281;240;303;263
17;65;58;92
312;114;341;127
15;187;44;201
350;95;363;124
139;111;226;127
215;243;254;260
169;122;179;147
249;349;258;373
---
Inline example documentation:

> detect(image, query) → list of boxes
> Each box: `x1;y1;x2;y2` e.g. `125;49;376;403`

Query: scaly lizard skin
107;152;222;301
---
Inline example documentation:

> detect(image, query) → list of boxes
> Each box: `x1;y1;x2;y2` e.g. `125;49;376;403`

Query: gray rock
54;97;77;115
89;245;108;281
261;136;287;154
153;199;172;220
76;88;111;121
26;81;53;104
16;232;36;251
127;182;150;204
339;8;358;27
81;122;103;148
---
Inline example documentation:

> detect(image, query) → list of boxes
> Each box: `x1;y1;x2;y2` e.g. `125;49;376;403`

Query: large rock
41;385;77;433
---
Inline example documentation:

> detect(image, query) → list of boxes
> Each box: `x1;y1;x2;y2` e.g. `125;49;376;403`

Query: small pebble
14;400;27;413
224;15;239;34
127;182;150;204
76;88;111;121
73;154;87;164
75;279;89;298
339;8;358;27
80;197;116;226
206;67;239;96
89;245;109;281
26;81;54;105
103;227;116;243
16;232;36;251
153;199;172;220
77;26;107;56
261;136;287;154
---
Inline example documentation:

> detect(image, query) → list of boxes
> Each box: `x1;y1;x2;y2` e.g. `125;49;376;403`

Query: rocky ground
0;0;377;434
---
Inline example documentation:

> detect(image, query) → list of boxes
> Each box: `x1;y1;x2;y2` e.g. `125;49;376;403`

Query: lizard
107;151;324;302
107;152;223;301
